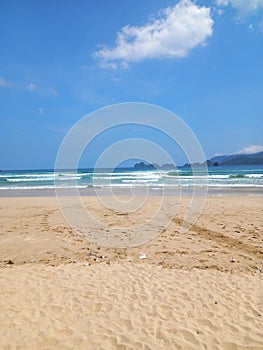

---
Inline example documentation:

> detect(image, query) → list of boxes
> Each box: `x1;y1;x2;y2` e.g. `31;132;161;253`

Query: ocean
0;165;263;195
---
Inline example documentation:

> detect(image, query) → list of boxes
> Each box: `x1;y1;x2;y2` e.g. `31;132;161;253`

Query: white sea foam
7;176;82;182
1;168;263;191
0;185;88;190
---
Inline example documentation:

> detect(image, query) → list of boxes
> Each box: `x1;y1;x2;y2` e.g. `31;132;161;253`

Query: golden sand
0;196;262;349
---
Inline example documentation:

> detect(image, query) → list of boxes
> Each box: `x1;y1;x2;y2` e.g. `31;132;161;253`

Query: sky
0;0;263;169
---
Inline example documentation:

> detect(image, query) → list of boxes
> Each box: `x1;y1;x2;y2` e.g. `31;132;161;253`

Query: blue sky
1;0;263;169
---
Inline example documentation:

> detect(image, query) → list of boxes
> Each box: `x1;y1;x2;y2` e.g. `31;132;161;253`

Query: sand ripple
0;263;262;349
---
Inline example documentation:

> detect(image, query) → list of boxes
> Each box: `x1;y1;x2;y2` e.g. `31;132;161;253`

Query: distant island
134;162;176;170
133;151;263;169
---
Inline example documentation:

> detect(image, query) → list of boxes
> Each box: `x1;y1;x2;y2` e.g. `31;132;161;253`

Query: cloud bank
236;145;263;154
216;0;263;15
94;0;214;68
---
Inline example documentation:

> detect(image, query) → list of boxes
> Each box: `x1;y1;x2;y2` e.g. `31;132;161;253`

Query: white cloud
235;145;263;154
27;82;37;91
216;0;229;5
0;76;13;88
112;77;121;83
216;0;263;15
49;88;58;96
94;0;214;68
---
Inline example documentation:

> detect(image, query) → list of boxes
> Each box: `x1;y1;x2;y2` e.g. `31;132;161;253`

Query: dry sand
0;195;262;349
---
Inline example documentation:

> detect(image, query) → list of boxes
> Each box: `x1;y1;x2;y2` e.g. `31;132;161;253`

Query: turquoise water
0;165;263;191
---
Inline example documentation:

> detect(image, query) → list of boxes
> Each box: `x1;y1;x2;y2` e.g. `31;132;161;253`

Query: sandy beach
2;0;263;348
0;195;262;349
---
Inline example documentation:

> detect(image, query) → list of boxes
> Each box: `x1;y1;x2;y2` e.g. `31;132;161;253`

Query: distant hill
133;151;263;169
210;151;263;166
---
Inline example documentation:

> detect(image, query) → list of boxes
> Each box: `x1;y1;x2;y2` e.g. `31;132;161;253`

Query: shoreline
0;186;262;197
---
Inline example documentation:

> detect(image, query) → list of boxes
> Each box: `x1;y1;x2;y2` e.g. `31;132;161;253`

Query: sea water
0;165;263;193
